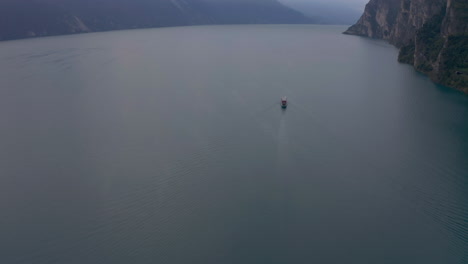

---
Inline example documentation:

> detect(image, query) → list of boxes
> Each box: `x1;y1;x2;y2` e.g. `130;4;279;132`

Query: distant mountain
279;1;364;25
0;0;313;41
345;0;468;93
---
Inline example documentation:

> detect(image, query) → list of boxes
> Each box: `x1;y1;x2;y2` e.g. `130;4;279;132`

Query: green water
0;25;467;263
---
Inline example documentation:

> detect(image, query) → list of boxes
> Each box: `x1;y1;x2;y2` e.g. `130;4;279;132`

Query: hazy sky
280;0;369;9
281;0;368;4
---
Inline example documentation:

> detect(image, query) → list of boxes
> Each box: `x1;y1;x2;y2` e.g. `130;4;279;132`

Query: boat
281;97;288;109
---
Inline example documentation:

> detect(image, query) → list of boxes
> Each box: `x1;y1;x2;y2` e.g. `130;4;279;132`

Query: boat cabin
281;97;288;109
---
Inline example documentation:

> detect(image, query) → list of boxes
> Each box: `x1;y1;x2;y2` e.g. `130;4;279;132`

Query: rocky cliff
0;0;312;41
345;0;468;93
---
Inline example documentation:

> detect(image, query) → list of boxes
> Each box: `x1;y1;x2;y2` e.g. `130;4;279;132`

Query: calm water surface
0;25;467;263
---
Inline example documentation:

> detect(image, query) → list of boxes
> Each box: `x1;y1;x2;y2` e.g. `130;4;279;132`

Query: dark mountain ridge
0;0;312;41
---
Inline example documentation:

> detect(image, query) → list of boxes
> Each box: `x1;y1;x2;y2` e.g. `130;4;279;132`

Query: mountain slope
0;0;312;41
280;1;365;25
344;0;468;93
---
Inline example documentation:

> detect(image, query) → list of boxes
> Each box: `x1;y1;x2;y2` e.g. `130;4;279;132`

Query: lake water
0;25;467;264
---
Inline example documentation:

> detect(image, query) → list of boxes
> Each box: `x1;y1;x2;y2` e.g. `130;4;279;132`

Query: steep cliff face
436;0;468;92
442;0;468;36
345;0;468;93
0;0;312;41
343;0;400;40
389;0;446;47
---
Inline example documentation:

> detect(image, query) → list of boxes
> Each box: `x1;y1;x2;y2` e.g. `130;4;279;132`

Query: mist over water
0;25;467;263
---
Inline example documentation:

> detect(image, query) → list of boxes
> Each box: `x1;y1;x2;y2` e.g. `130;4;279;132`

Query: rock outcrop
345;0;468;93
343;0;401;41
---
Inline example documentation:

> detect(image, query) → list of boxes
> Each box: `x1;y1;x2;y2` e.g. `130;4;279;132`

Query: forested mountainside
345;0;468;93
0;0;312;41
